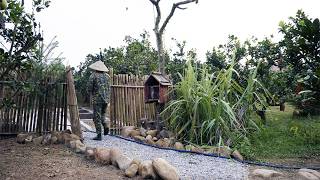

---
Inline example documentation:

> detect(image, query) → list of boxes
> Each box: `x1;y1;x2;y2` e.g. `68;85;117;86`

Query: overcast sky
33;0;320;67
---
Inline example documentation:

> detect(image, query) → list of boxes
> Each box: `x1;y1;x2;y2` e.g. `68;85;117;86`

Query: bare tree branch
159;0;197;34
148;0;198;73
177;6;187;10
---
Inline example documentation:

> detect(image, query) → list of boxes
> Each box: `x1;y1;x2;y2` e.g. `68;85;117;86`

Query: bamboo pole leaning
66;66;82;138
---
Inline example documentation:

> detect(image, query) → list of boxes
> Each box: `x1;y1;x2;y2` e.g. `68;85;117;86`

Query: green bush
162;56;269;146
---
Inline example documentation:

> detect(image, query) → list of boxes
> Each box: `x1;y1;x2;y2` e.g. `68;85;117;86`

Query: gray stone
42;134;52;145
32;136;43;145
51;136;58;144
24;135;33;143
16;133;29;144
252;169;282;178
159;130;170;139
152;158;179;180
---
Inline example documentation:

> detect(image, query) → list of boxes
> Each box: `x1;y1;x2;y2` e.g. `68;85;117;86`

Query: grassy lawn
245;104;320;165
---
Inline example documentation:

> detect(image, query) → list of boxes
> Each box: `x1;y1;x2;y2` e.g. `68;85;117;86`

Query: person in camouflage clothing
87;61;110;140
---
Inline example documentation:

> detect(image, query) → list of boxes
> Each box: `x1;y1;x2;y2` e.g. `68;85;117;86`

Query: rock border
16;131;179;180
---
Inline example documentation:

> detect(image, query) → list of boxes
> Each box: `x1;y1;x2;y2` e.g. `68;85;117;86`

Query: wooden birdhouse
144;72;172;104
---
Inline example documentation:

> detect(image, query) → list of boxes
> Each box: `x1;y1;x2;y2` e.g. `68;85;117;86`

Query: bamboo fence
109;71;156;135
0;79;68;135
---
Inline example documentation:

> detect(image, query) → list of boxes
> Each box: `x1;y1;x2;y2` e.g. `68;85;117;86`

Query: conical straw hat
88;61;109;72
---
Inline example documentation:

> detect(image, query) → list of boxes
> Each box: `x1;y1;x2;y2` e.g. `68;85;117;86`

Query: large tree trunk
156;32;165;74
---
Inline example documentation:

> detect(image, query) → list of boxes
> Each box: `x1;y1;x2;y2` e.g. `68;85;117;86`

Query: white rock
298;169;320;180
139;160;157;179
174;142;184;150
146;135;153;141
231;150;243;161
116;154;132;170
74;140;86;153
140;127;147;137
125;164;139;178
94;147;111;164
85;147;95;160
152;158;179;180
110;147;121;166
121;126;135;137
146;130;157;137
252;169;282;178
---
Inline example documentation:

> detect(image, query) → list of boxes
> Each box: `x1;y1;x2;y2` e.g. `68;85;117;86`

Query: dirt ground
1;136;318;180
0;137;142;180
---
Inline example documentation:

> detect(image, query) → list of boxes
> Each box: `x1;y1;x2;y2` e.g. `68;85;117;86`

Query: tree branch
149;0;161;33
159;0;197;34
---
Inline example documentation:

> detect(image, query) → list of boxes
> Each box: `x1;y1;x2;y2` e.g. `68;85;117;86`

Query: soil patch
0;137;141;180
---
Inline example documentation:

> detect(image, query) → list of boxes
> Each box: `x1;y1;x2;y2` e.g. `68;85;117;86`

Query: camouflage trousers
93;103;108;135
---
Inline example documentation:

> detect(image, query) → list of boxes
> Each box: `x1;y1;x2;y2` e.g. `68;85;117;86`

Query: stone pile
16;131;180;180
121;126;244;161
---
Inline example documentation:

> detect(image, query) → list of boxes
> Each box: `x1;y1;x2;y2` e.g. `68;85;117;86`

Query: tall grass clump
162;56;269;146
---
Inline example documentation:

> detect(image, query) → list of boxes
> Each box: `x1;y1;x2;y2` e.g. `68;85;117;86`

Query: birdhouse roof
145;72;172;86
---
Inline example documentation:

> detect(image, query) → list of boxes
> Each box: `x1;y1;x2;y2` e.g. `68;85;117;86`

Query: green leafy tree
0;0;50;80
279;10;320;114
205;48;226;72
75;32;158;104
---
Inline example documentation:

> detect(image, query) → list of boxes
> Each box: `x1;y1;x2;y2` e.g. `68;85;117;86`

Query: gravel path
83;132;249;180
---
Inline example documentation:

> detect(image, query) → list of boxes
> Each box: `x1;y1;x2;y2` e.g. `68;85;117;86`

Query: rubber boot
103;124;109;135
92;133;102;141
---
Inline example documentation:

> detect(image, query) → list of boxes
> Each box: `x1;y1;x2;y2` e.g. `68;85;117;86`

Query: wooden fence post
66;66;82;138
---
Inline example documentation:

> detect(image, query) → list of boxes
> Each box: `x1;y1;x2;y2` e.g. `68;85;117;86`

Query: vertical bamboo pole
66;66;82;138
109;68;114;134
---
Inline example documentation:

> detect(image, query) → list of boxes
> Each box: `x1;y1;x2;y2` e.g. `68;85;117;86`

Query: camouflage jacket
87;72;110;104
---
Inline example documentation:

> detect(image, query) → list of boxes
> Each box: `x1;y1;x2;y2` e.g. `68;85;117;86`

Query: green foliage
166;39;199;84
244;105;320;161
162;53;268;146
75;32;158;104
30;36;65;82
280;10;320;114
206;35;246;74
0;0;50;80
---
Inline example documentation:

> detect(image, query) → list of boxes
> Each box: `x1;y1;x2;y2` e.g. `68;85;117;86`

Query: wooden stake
66;66;82;138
